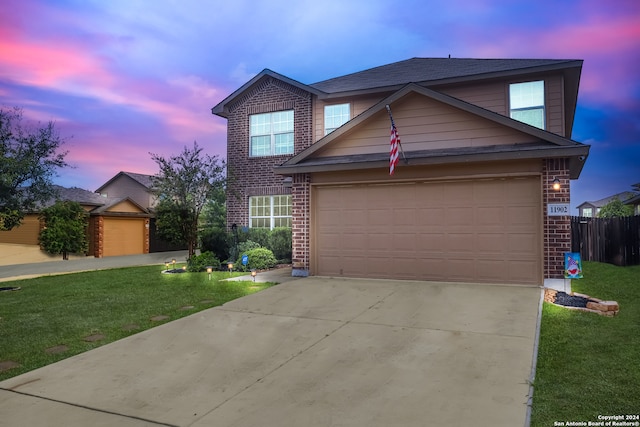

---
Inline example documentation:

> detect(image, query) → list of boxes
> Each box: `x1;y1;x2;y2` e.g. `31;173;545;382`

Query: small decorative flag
564;252;583;279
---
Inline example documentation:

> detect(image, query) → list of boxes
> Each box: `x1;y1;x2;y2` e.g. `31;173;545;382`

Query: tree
150;142;225;258
0;107;69;230
598;198;634;218
39;201;88;260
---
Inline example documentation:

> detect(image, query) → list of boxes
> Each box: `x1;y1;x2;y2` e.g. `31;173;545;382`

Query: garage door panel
446;207;473;225
507;260;539;282
476;233;506;252
447;233;475;252
509;233;537;253
477;260;509;282
314;177;541;285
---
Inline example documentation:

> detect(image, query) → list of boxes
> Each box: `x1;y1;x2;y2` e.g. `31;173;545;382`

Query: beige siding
441;74;565;136
316;92;538;158
313;93;391;142
545;74;564;136
104;199;145;213
100;177;154;209
0;215;41;245
439;81;507;115
312;175;541;285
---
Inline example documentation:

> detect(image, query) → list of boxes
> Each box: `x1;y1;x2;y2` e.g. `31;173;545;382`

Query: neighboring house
0;185;151;257
96;171;156;209
212;57;590;287
577;191;638;217
625;194;640;216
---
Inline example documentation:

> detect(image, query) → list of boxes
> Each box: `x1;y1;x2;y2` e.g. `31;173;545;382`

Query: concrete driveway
0;277;542;427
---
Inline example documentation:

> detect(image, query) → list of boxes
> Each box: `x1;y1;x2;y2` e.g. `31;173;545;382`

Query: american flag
389;120;400;175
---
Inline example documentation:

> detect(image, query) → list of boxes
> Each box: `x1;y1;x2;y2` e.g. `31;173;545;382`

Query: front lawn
0;265;274;381
531;261;640;426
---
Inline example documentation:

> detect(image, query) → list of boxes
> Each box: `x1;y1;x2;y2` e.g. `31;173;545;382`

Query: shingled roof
310;57;583;94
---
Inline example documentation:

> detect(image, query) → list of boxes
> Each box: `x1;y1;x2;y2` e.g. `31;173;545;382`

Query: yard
0;265;274;381
1;261;638;424
531;261;640;426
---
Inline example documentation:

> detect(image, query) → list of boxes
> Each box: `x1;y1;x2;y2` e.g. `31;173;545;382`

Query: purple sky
1;0;639;211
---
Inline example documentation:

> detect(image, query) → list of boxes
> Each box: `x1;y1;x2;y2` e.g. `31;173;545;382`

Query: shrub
246;228;270;247
269;227;292;262
236;247;277;272
199;227;229;262
236;240;261;256
187;251;221;272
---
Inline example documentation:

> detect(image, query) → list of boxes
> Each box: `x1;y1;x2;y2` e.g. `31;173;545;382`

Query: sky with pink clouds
1;0;639;212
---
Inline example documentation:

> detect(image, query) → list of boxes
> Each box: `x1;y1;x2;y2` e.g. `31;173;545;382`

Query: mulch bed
553;291;590;308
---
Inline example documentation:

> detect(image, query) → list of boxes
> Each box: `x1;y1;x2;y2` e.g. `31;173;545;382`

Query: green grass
531;261;640;426
0;265;274;381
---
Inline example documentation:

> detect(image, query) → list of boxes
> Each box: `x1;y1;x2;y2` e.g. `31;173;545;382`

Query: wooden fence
571;216;640;266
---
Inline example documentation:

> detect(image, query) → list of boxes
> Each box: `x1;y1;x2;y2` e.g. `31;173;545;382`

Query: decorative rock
0;360;20;373
599;301;620;312
46;345;69;354
84;334;105;342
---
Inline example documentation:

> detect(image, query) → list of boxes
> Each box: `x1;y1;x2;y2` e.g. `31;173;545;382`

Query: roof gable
211;69;322;118
277;84;589;178
96;171;154;193
91;197;148;215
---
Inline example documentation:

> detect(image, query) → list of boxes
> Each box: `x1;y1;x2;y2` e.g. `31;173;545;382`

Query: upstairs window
249;195;292;229
509;81;545;129
324;103;350;135
250;110;294;156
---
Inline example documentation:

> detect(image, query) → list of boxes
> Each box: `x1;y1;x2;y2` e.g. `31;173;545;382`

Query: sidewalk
0;247;190;282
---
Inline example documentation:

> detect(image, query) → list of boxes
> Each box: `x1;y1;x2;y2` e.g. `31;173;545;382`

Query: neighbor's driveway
0;277;542;427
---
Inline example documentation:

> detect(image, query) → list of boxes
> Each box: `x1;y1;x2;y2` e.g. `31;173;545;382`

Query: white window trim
509;80;545;129
249;110;294;157
324;103;350;135
249;195;292;229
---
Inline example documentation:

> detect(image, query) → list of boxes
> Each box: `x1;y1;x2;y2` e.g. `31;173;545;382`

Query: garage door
103;217;145;256
314;176;541;285
0;215;40;245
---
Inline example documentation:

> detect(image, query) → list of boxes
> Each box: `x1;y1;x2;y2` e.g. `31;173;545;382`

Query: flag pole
385;105;408;164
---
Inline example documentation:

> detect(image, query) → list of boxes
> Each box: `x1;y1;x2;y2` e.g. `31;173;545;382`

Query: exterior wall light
552;178;561;191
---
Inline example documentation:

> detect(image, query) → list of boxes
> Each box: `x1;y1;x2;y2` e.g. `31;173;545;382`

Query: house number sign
548;203;570;216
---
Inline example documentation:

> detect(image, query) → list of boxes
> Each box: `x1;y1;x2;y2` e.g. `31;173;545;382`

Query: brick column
144;218;150;254
543;158;571;279
93;216;104;258
291;173;310;275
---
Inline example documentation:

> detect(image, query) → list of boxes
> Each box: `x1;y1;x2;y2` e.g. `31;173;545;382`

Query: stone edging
544;288;620;317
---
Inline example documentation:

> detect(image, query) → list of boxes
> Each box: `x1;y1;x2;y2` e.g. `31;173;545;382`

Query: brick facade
225;77;313;229
291;173;311;270
543;158;571;279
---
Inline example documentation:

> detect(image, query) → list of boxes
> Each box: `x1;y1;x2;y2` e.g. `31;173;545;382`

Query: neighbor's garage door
103;217;145;257
314;176;541;285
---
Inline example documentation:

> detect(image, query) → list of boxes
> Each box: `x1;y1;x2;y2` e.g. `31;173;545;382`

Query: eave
211;69;324;118
276;82;590;179
275;143;589;179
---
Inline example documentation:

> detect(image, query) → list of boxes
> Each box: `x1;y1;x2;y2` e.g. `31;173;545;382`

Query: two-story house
576;191;638;217
212;58;590;287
